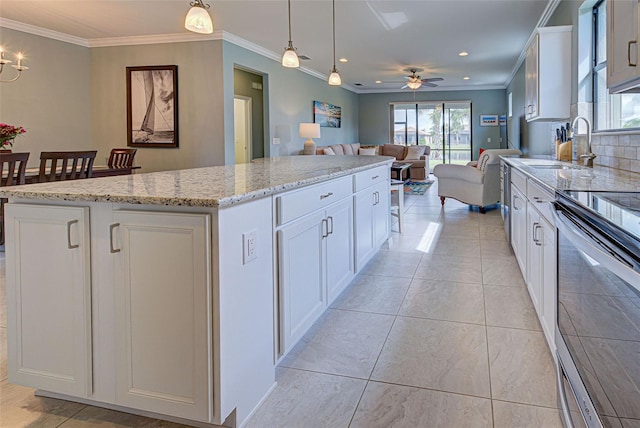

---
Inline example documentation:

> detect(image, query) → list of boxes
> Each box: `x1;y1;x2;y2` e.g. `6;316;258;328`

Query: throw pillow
405;145;426;160
359;147;376;156
323;147;336;155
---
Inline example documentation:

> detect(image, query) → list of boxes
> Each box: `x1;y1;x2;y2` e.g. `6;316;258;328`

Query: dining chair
38;150;97;182
1;152;30;245
108;148;137;168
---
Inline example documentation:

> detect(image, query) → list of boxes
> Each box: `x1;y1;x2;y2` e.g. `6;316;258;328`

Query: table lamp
299;123;321;155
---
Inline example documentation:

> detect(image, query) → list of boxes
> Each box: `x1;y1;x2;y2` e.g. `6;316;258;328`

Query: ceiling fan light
185;2;213;34
328;68;342;86
407;81;422;90
282;43;299;68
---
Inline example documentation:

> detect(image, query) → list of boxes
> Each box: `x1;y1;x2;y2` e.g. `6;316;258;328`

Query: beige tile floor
0;179;562;427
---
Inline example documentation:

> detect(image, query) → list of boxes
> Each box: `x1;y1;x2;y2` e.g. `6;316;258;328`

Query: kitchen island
0;155;393;428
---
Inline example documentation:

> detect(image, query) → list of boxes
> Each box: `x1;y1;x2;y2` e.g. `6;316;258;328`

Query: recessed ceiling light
339;58;348;63
375;80;382;84
458;51;469;57
463;76;470;80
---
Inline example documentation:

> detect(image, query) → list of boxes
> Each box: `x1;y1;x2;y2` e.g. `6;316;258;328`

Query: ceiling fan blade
400;84;409;89
422;82;439;87
421;77;444;82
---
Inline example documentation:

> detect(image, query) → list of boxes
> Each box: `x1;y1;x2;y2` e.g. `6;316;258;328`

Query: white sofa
433;149;522;213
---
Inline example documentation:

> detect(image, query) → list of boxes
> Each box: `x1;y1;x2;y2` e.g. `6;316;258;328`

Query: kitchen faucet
571;116;596;167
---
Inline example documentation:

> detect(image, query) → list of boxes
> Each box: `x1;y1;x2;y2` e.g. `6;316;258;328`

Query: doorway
234;96;252;164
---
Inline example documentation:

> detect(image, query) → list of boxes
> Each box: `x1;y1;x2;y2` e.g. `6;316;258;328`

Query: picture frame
479;114;498;127
127;65;179;148
313;100;341;128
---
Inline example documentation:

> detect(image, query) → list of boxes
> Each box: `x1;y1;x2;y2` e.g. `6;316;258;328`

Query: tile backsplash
591;133;640;173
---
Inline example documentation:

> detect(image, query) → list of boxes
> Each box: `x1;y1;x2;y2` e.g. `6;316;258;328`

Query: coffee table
390;162;411;181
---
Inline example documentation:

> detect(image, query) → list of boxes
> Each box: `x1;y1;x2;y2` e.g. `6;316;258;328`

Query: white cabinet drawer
512;168;527;193
353;166;389;192
527;179;555;224
276;175;352;225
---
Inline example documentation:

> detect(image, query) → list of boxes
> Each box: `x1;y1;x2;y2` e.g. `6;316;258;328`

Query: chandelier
0;47;29;83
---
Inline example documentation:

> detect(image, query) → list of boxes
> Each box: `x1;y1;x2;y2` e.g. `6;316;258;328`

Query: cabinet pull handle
532;222;542;246
321;218;329;238
320;192;334;200
109;223;121;253
372;175;379;180
629;40;637;67
513;195;519;210
533;196;548;203
67;220;79;249
327;216;334;235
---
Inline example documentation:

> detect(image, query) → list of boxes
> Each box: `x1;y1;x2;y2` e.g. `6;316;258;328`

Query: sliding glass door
391;101;471;165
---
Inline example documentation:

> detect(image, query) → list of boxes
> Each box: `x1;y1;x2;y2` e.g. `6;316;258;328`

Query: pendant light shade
185;0;213;34
328;67;342;86
282;0;300;68
328;0;341;86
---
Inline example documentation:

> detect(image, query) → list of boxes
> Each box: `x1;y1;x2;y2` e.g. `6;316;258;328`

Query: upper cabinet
607;0;640;93
525;26;572;121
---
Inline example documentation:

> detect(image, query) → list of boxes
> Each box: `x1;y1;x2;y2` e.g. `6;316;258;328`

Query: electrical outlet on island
243;230;258;264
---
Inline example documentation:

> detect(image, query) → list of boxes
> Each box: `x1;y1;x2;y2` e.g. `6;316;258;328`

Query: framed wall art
313;100;341;128
127;65;179;148
479;114;498;127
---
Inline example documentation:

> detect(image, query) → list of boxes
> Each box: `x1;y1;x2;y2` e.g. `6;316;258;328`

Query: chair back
1;152;30;186
39;151;97;182
108;148;137;168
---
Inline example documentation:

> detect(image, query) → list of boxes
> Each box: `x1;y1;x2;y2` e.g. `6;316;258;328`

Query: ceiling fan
401;68;443;90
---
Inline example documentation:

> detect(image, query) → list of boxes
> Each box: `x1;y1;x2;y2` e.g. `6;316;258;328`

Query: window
390;101;471;164
593;0;640;130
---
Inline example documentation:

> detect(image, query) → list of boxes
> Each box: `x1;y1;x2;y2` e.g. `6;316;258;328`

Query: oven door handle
553;207;640;291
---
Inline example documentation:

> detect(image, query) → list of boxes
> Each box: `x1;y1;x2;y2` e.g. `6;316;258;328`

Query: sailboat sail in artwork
131;69;175;144
140;71;155;134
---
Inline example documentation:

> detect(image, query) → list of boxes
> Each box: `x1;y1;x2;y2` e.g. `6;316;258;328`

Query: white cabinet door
278;211;326;355
511;185;528;277
5;204;92;397
326;198;355;304
354;181;390;271
526;205;542;315
373;181;390;248
525;34;539;120
607;0;640;92
354;189;376;271
112;211;212;422
541;217;556;351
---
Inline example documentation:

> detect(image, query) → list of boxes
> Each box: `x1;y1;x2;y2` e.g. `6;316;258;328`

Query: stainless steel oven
554;193;640;428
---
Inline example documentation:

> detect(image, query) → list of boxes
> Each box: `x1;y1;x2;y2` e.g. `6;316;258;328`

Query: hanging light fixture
0;47;29;83
185;0;213;34
328;0;341;86
407;81;422;90
282;0;299;68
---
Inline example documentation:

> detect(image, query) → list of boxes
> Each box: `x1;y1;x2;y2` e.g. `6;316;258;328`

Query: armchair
433;149;522;213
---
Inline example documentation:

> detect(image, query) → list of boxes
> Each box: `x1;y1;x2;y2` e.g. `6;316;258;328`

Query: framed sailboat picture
126;65;179;148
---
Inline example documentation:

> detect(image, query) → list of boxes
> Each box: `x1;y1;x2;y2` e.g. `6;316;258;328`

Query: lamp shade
299;123;321;139
282;47;300;68
185;5;213;34
407;81;422;90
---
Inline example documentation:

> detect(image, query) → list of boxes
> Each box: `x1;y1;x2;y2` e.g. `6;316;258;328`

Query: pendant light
328;0;342;86
282;0;300;68
185;0;213;34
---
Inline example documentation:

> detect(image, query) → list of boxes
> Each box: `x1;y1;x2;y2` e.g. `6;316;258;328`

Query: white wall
91;41;225;173
0;28;92;167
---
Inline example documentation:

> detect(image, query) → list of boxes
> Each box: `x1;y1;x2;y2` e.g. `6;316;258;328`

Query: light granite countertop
502;157;640;193
0;156;394;208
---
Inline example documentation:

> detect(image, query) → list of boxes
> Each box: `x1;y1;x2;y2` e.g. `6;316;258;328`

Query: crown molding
0;18;89;47
89;31;223;47
354;85;506;94
504;0;561;87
